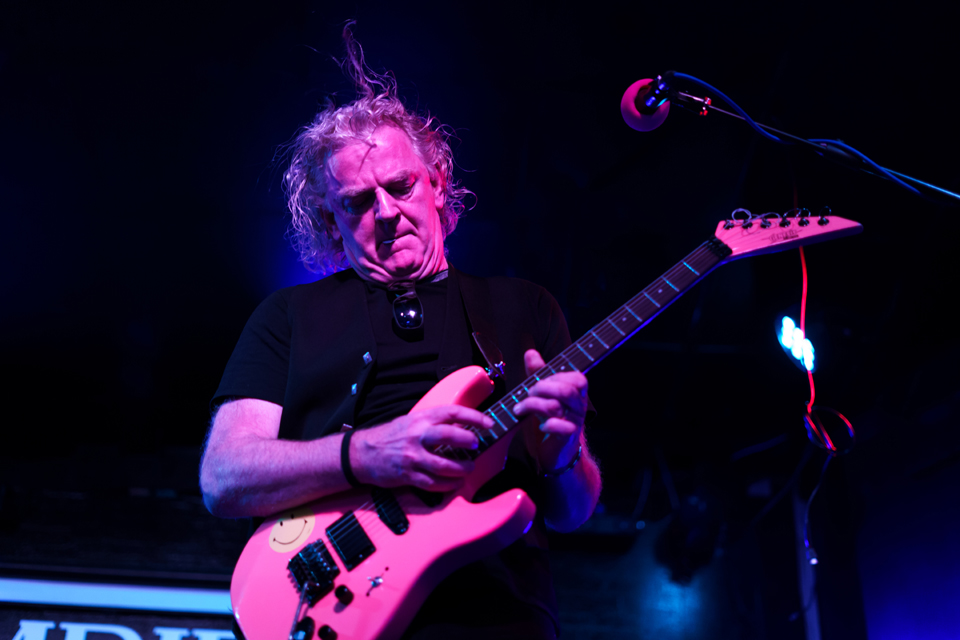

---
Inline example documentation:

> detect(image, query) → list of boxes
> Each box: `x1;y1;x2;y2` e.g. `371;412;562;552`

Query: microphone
620;71;675;132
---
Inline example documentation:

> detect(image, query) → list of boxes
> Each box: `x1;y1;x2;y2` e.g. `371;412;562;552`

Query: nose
374;188;400;223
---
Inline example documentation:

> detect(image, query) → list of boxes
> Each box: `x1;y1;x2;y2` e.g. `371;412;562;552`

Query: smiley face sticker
267;506;316;553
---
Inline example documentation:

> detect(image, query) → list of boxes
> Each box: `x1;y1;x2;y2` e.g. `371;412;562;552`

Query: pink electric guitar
230;211;862;640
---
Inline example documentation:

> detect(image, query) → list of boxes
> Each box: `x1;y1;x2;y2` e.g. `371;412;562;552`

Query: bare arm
514;350;602;532
200;398;494;519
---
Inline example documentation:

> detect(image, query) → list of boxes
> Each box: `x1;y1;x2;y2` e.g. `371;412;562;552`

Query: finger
536;416;581;438
526;378;588;407
426;405;496;429
419;452;475;478
528;370;587;389
421;424;481;449
524;349;546;376
514;396;587;425
514;396;565;419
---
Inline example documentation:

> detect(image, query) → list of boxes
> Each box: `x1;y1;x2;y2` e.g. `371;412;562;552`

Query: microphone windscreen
621;78;670;132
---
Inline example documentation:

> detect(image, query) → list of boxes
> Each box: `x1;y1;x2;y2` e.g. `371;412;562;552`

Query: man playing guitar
200;27;601;640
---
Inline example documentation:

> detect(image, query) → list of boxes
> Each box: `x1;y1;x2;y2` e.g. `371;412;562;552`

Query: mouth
272;519;308;545
380;233;411;248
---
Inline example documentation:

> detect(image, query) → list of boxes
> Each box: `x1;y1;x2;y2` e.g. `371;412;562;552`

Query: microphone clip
635;71;676;115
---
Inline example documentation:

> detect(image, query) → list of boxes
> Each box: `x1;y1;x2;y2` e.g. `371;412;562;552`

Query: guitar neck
474;237;733;453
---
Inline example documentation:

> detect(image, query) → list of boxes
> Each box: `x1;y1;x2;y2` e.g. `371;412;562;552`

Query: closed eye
338;175;416;214
388;177;416;198
341;192;375;215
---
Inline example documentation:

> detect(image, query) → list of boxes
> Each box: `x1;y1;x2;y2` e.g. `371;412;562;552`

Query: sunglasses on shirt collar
390;284;423;330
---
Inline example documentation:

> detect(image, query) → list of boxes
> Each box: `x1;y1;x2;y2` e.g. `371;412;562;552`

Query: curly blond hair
283;23;470;274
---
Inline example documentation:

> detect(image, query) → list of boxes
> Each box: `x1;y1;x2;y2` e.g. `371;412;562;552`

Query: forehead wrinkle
326;140;376;198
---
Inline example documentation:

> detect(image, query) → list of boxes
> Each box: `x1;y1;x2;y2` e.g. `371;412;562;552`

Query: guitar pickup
288;539;340;605
326;511;376;571
372;488;409;535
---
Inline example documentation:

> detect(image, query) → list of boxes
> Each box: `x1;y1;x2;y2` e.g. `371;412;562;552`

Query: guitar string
311;242;727;552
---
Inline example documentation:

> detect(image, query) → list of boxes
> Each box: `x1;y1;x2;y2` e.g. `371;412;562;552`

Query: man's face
323;126;447;283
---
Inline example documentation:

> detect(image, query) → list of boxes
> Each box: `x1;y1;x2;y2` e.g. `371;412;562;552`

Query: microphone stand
670;90;960;204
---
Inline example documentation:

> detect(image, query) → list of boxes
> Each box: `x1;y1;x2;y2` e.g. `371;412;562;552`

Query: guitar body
230;365;538;640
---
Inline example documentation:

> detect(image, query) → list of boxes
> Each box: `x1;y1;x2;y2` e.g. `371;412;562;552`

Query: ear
320;208;341;242
432;171;445;212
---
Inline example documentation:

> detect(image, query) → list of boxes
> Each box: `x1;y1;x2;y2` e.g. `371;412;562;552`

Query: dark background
2;1;959;638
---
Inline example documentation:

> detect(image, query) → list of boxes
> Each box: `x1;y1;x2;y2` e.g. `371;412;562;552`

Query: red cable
799;246;816;414
799;246;837;452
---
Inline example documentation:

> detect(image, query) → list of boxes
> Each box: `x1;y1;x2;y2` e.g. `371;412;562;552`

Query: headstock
715;208;862;261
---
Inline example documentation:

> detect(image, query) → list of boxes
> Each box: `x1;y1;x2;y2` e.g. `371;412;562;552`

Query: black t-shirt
354;276;449;428
213;268;578;638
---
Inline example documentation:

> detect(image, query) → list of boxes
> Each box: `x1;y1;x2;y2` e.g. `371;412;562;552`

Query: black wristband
341;429;362;488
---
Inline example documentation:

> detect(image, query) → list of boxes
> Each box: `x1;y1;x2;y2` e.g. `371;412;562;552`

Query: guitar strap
453;267;506;379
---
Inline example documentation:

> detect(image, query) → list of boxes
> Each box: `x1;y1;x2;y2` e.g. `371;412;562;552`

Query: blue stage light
777;316;816;372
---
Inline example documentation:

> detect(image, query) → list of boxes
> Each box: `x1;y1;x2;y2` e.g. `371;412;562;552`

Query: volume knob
317;625;337;640
335;585;354;605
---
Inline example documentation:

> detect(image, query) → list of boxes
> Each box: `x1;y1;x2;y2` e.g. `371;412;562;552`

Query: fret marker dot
658;289;663;293
589;343;594;348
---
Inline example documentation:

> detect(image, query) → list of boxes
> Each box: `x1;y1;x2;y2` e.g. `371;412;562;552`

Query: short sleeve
211;290;292;410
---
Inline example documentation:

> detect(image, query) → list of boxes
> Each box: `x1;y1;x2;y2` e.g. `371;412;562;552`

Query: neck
355;254;449;285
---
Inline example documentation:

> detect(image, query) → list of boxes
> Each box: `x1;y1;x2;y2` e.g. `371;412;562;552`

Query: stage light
778;316;816;372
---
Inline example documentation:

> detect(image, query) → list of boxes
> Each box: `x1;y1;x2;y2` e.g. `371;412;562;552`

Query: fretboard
463;237;732;455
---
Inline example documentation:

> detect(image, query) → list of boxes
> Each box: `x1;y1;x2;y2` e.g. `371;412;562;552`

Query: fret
606;318;626;336
625;306;643;323
662;277;679;292
554;353;580;373
682;260;700;276
642;291;661;308
578;336;606;361
575;343;595;362
489;411;506;430
589;330;609;349
499;402;519;424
